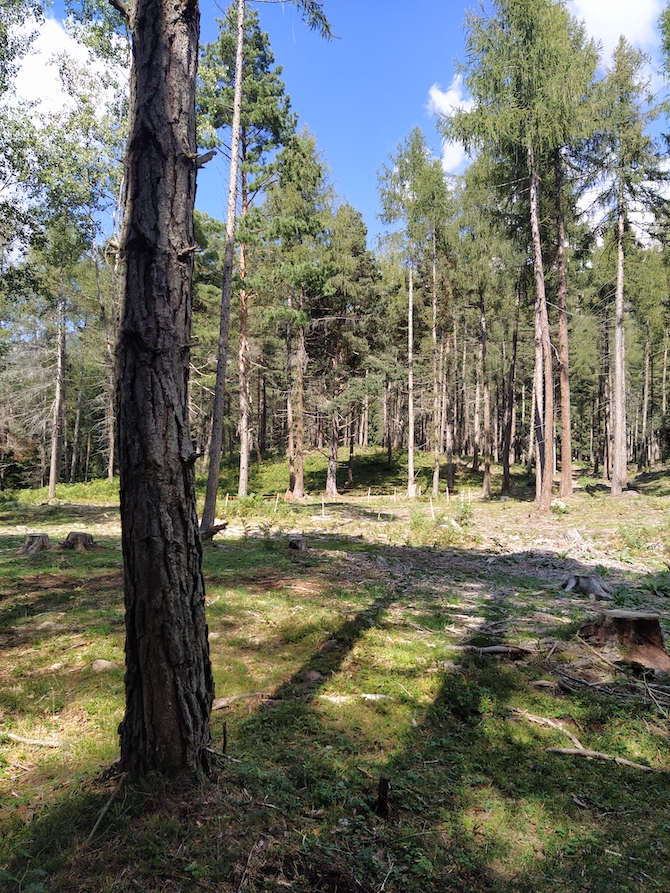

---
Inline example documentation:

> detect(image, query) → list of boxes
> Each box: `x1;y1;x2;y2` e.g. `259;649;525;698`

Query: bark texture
115;0;214;777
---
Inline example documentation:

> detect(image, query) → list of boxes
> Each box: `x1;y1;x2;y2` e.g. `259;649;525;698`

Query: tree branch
108;0;130;21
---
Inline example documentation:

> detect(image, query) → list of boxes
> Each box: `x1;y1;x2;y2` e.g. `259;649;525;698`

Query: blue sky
18;0;669;243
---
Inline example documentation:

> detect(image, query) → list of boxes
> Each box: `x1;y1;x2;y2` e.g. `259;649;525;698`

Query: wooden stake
430;497;435;520
274;493;279;513
376;772;391;817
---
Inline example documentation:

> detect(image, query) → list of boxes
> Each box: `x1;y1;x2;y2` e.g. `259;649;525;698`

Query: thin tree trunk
555;150;573;497
325;410;339;496
69;317;86;483
529;148;553;509
611;203;627;495
502;283;520;496
286;328;295;492
116;0;213;778
431;235;440;497
201;0;244;530
48;294;66;500
293;318;306;498
472;347;481;473
407;262;417;497
238;154;253;497
479;287;491;498
662;328;668;462
638;328;650;471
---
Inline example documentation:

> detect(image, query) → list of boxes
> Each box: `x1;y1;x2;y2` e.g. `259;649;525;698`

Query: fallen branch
546;747;660;772
87;772;127;843
212;692;265;710
510;708;584;749
4;732;60;748
450;644;534;656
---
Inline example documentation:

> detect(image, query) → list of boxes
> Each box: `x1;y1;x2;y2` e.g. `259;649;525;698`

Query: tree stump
62;531;97;552
17;533;51;556
579;610;670;674
289;535;308;551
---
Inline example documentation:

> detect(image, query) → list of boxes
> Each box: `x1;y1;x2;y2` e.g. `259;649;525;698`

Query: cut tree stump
17;533;51;556
579;610;670;675
62;531;97;551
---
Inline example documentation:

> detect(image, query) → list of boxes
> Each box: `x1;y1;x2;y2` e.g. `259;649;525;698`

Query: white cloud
13;16;89;113
427;76;474;174
427;76;474;118
567;0;663;62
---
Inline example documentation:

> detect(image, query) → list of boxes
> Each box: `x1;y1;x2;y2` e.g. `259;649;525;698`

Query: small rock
91;659;119;673
303;670;323;683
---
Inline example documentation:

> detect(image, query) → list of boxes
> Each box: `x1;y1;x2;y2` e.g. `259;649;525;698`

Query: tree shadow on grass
2;535;670;892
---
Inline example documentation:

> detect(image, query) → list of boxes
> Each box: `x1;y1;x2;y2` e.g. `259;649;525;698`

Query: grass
1;452;670;891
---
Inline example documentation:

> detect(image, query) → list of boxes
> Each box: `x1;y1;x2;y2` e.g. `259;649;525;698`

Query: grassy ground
1;450;670;892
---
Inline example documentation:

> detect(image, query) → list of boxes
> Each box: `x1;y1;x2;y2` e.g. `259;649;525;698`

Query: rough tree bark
115;0;214;777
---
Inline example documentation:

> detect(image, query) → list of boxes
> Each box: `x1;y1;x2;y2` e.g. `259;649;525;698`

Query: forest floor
1;456;670;892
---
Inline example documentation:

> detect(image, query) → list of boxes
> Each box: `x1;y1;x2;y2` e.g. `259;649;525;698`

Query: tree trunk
662;328;668;463
48;295;66;500
502;283;520;496
529;148;553;509
238;150;252;497
70;317;86;483
431;235;440;497
325;410;339;496
293;319;306;498
201;0;244;529
611;203;627;495
115;0;214;778
407;262;417;497
472;346;481;473
237;241;252;495
555;150;573;498
479;287;491;498
638;328;650;471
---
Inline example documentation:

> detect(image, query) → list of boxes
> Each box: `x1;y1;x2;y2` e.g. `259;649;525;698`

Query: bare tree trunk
502;284;520;496
479;287;491;498
325;410;339;496
237;238;252;496
611;204;627;495
407;262;417;497
48;295;66;500
662;328;668;463
555;150;573;497
116;0;213;778
238;156;253;497
532;307;542;497
529;149;553;509
69;317;86;483
638;328;650;471
293;319;306;498
201;0;244;529
286;328;295;492
472;347;481;473
431;235;440;497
